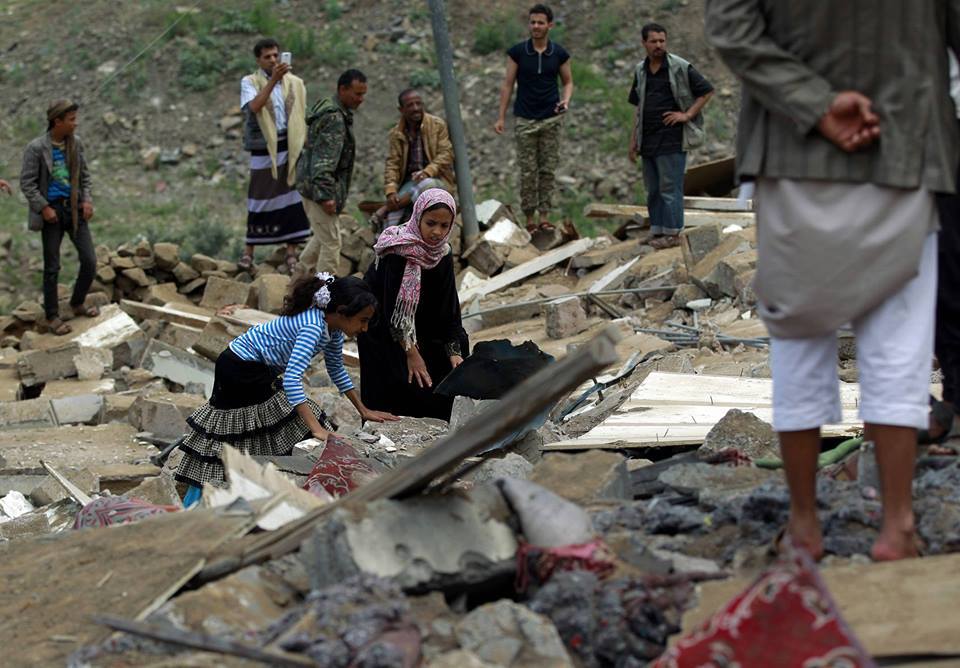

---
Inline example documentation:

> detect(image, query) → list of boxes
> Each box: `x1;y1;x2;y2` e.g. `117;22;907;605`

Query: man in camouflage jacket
296;69;368;275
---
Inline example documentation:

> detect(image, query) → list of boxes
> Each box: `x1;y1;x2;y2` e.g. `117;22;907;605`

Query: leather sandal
40;317;72;336
71;303;100;318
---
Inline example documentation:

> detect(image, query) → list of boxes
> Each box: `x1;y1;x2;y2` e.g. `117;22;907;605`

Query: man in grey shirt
707;0;960;561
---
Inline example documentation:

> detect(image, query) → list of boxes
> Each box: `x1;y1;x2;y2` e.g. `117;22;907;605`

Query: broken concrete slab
680;223;723;271
29;467;99;506
0;397;58;430
456;599;572;668
140;339;215;397
126;474;183;508
698;408;779;462
484;219;532;248
73;347;113;381
530;451;631;504
467;453;534;484
199;276;253;310
0;490;34;521
463;239;507;276
690;234;753;299
72;305;147;368
100;394;137;424
17;342;80;386
50;393;104;425
140;282;193;306
571;238;643;269
192;316;246;362
301;490;517;592
658;463;777;506
128;391;205;441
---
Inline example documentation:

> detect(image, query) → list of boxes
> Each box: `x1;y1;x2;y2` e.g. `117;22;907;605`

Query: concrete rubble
0;198;954;667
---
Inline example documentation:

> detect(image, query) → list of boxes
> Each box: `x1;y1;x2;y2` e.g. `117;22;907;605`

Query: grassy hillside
0;0;738;311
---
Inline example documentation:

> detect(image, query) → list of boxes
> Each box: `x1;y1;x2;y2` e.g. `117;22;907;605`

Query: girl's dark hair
281;275;377;317
423;202;454;216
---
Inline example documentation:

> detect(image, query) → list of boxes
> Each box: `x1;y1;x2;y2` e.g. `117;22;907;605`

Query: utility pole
427;0;479;246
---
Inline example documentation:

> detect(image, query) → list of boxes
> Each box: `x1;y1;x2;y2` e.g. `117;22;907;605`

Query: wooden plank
684;196;753;211
584;203;754;227
0;508;253;666
684;156;736;197
546;372;864;450
459;238;594;302
679;553;960;658
120;299;211;329
588;256;640;294
570;239;643;269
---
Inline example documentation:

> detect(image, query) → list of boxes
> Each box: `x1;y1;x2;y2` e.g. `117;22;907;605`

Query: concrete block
690;234;752;299
126;474;182;507
120;267;153;288
51;394;104;425
484;219;532;248
698;249;757;300
179;277;207;294
190;253;219;273
456;600;572;668
17;343;80;385
95;265;116;284
128;391;206;440
199;276;253;310
254;273;291;314
193;317;246;362
542;296;588;340
73;347;113;381
141;282;193;306
157;322;202;351
530;451;631;504
671;283;708;309
72;305;147;369
504;244;541;270
463;239;506;276
0;398;58;430
29;467;100;506
467;453;534;484
100;394;137;424
680;223;723;271
457;266;488;293
140;340;215;397
172;261;200;284
475;199;513;228
110;255;136;270
153;242;181;270
300;491;517;591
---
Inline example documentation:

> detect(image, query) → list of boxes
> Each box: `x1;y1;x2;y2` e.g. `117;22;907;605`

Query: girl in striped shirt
175;273;398;499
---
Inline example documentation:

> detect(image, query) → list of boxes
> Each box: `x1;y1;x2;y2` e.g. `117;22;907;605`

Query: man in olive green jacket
706;0;960;562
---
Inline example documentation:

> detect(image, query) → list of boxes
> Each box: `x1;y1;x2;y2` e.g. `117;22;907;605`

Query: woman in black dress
358;188;469;420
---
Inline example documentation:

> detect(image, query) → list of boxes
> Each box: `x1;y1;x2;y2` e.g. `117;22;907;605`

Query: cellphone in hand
280;52;292;66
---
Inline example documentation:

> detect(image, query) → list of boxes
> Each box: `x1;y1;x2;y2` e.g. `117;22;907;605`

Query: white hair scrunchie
313;272;334;309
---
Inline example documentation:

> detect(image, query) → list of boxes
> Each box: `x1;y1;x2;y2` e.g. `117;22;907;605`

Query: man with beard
370;89;454;230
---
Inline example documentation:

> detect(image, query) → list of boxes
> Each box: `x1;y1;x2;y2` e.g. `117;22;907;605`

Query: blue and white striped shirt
229;308;353;406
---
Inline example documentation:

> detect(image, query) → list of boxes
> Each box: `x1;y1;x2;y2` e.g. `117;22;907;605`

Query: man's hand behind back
817;91;880;152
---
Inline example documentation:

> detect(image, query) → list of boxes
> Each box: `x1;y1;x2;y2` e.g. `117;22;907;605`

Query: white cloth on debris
769;233;937;431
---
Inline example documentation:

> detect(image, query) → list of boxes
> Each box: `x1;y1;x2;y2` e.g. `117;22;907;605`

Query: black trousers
936;181;960;412
41;199;96;320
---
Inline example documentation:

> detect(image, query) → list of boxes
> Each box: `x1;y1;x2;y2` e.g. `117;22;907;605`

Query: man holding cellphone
494;3;573;232
239;38;311;273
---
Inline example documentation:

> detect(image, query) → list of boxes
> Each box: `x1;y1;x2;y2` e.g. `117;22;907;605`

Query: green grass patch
473;13;523;55
590;11;620;49
316;26;357;66
409;68;441;90
324;0;343;21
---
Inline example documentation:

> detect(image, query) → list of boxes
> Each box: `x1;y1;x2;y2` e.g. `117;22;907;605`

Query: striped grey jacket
705;0;960;193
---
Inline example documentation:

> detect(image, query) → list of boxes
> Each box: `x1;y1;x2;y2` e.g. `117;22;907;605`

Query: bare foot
786;515;824;561
871;528;921;561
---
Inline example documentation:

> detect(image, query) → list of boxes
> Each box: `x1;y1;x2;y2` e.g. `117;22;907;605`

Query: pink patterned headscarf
373;188;457;349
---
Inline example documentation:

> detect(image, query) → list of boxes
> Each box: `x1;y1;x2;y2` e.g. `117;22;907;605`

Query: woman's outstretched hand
449;355;463;369
360;407;401;422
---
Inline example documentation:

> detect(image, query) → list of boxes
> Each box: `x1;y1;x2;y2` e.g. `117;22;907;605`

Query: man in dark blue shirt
628;23;713;248
495;4;574;231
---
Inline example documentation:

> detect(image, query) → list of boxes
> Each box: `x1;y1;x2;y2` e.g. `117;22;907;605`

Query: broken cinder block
542;296;588;340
